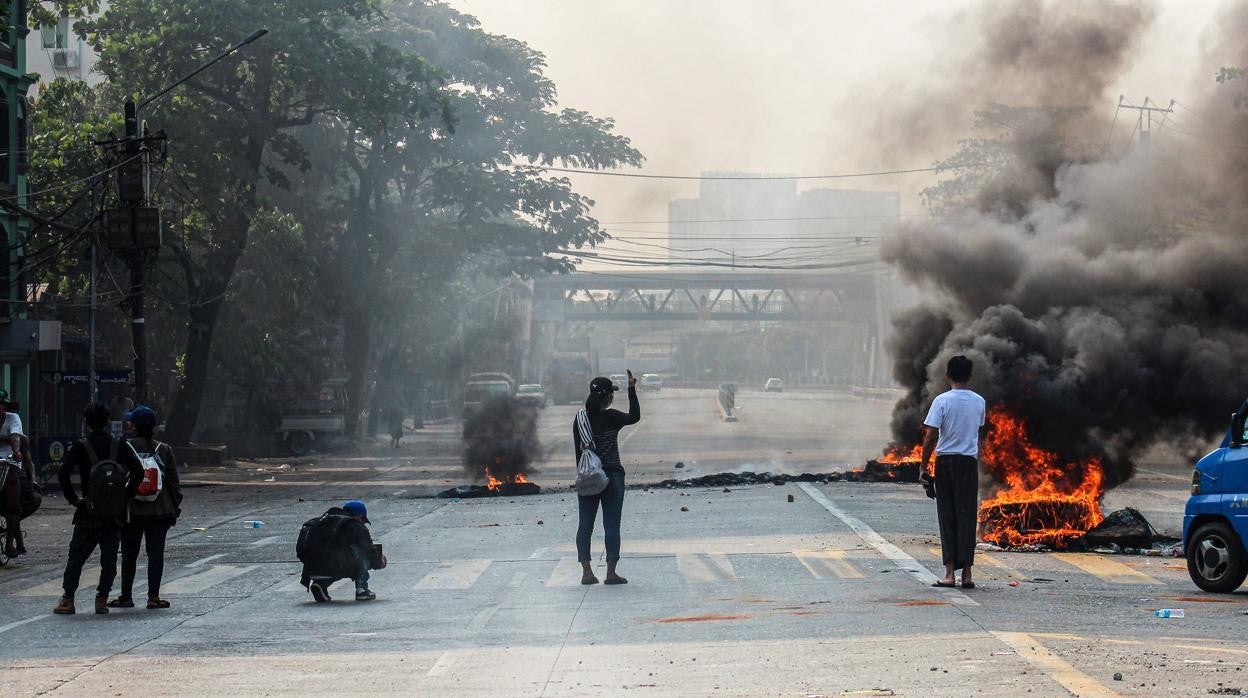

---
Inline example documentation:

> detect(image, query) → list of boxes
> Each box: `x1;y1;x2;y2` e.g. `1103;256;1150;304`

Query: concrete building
667;173;899;265
25;7;103;87
0;2;63;439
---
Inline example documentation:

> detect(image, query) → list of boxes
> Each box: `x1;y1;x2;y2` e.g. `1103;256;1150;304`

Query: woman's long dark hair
585;390;613;414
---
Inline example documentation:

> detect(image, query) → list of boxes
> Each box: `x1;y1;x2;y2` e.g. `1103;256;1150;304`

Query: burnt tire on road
1187;521;1248;593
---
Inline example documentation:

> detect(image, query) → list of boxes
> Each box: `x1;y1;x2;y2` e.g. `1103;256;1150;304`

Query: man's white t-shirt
923;389;986;457
0;412;23;461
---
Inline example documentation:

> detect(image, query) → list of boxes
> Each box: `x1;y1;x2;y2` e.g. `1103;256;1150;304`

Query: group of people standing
33;355;982;614
54;403;183;615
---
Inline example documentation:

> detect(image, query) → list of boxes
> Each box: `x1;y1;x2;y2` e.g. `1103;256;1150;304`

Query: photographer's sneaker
309;580;331;603
355;588;376;602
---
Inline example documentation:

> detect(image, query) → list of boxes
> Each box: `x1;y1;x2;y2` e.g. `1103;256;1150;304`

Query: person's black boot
355;588;376;601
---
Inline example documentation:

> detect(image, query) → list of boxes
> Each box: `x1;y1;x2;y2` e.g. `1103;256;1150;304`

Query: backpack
83;438;129;519
129;441;177;519
296;511;351;565
132;441;166;502
574;409;609;496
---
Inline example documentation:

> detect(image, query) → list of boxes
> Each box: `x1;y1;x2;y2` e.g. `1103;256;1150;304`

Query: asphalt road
0;389;1240;697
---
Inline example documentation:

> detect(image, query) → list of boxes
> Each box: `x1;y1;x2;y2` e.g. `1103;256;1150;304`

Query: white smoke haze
883;0;1248;488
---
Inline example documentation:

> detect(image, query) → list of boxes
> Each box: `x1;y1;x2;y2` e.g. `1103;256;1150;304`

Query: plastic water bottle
243;520;265;529
1154;609;1184;618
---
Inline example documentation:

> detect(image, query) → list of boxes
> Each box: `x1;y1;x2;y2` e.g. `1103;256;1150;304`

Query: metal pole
88;185;97;402
131;259;146;403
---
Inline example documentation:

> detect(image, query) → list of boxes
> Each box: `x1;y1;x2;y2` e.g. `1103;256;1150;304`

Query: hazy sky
453;0;1227;235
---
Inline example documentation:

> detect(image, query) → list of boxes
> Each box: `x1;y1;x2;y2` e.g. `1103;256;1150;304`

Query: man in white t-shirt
0;400;24;462
0;404;22;464
0;399;23;558
920;355;986;589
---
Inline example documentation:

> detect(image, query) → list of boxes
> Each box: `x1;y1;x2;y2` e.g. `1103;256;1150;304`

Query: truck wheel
1187;521;1248;593
286;431;314;457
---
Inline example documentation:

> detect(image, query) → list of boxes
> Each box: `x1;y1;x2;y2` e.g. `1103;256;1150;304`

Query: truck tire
1187;521;1248;593
286;431;314;457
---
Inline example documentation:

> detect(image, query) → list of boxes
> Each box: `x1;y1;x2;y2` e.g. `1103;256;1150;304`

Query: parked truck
1184;399;1248;592
548;336;593;405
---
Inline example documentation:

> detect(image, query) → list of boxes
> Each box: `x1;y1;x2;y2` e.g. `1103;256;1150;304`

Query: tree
297;1;642;433
77;0;450;443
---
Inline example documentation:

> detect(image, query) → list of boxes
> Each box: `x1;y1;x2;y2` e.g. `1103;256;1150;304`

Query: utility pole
99;28;268;405
1117;96;1174;149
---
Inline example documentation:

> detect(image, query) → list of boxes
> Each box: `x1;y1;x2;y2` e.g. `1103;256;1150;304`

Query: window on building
41;16;68;50
0;2;14;66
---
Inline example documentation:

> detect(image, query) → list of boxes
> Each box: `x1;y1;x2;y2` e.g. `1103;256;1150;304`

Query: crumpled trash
976;542;1005;552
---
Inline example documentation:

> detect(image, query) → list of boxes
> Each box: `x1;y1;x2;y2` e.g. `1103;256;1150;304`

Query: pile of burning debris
443;396;544;499
857;409;1145;552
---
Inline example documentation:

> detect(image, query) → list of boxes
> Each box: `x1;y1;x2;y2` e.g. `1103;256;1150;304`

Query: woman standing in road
110;406;183;610
574;370;641;585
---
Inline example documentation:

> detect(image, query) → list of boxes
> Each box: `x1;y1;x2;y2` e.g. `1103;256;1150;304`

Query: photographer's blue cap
343;500;370;523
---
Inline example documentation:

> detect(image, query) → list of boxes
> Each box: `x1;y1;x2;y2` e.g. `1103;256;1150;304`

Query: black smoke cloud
882;0;1248;488
461;397;544;482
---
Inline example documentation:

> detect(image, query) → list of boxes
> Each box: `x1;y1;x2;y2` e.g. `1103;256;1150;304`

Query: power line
599;212;921;226
538;165;947;181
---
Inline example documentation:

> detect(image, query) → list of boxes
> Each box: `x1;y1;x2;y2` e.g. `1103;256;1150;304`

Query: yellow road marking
1173;644;1248;655
927;547;1026;581
545;558;584;587
163;564;256;594
17;565;141;597
677;553;737;583
992;631;1120;698
1051;553;1159;584
794;549;864;579
414;559;492;590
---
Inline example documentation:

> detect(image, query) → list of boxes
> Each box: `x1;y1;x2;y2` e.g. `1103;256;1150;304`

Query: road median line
796;483;977;606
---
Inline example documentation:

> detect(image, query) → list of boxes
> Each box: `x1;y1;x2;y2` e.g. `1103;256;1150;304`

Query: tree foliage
27;0;641;445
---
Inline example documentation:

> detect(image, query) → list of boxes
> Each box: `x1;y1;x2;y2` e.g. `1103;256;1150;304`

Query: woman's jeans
577;469;625;562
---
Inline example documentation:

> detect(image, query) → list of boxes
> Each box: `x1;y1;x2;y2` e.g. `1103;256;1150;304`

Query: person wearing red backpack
54;403;144;616
109;405;182;610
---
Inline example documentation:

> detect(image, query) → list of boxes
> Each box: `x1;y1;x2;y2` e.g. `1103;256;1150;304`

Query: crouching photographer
296;500;386;602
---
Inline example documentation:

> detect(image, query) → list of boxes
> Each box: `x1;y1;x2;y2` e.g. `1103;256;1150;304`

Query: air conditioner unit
51;49;79;71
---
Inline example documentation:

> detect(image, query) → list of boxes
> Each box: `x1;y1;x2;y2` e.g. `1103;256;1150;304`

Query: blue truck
1184;402;1248;592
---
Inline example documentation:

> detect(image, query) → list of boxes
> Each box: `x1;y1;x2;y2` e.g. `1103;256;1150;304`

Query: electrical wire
538;165;947;181
0;152;143;203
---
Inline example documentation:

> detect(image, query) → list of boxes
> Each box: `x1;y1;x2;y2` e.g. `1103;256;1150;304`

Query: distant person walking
573;371;641;585
110;406;183;610
55;403;144;615
920;355;986;589
386;403;405;449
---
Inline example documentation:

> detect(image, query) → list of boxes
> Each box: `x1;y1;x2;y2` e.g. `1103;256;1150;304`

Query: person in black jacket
573;371;641;585
109;405;183;610
54;403;144;615
300;500;384;602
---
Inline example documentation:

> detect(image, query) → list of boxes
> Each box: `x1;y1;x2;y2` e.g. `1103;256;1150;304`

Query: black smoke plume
882;0;1248;489
461;396;543;482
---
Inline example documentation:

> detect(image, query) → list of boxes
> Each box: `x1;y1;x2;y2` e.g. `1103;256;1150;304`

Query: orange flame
484;459;531;492
976;410;1104;548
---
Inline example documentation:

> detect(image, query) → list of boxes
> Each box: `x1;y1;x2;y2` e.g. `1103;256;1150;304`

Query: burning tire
1186;521;1247;593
